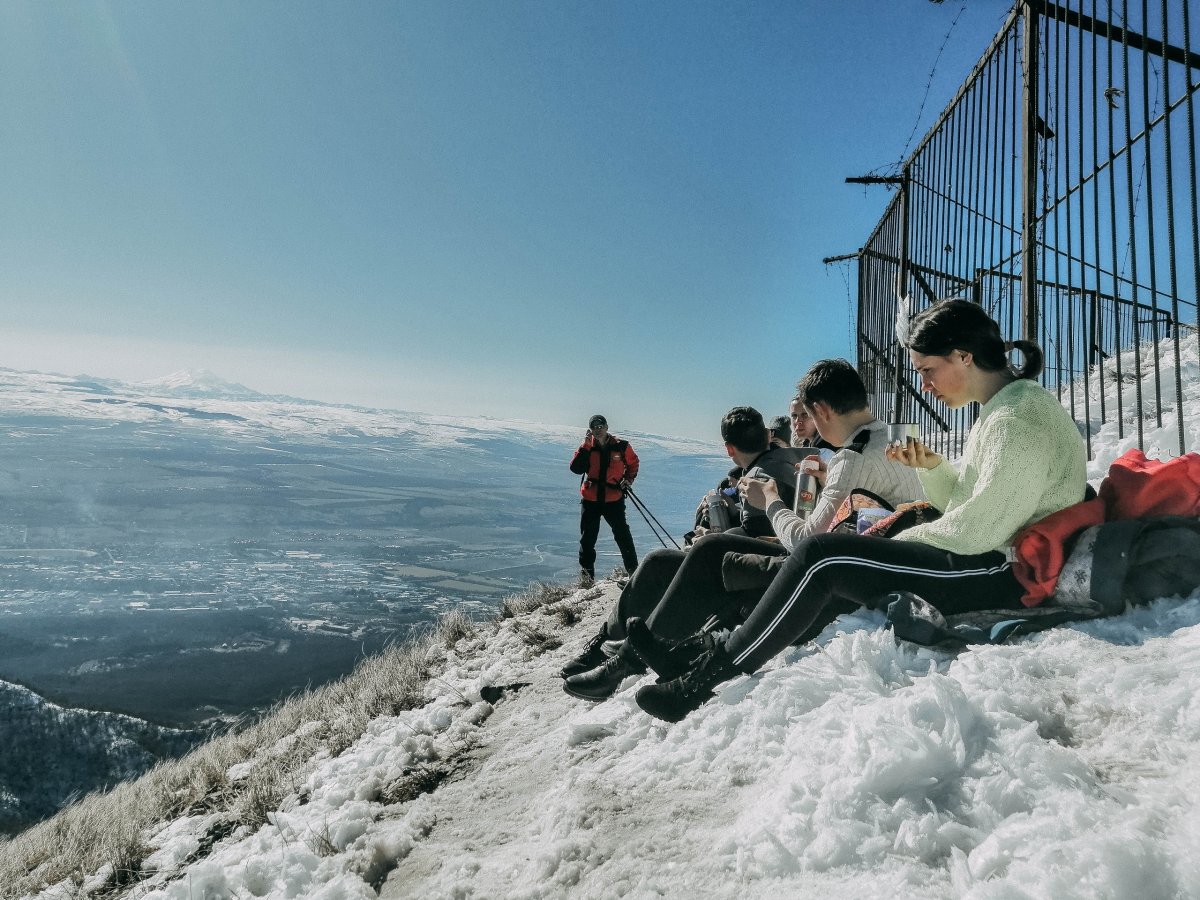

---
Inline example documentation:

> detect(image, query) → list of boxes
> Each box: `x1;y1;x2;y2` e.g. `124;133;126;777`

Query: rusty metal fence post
1022;0;1043;344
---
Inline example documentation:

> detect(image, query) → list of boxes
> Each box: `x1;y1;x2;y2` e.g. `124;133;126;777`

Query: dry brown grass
0;596;549;900
496;580;575;618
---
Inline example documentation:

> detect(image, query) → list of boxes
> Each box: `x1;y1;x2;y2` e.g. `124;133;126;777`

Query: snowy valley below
0;367;717;835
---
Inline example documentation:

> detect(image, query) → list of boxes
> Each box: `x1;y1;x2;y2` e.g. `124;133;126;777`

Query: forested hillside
0;680;202;835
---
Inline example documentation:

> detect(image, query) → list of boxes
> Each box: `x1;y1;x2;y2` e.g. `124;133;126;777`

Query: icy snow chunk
566;705;623;745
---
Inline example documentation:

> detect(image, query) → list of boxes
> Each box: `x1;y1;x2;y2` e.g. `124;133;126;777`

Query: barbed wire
860;0;969;187
897;1;970;166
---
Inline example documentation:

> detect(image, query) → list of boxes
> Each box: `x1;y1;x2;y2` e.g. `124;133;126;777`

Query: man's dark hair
795;359;869;415
767;415;791;444
720;407;768;454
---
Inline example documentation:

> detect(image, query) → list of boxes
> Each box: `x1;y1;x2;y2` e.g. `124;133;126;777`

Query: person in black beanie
569;414;639;583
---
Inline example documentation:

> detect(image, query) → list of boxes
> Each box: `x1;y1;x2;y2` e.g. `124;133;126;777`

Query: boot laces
677;647;722;697
600;654;628;674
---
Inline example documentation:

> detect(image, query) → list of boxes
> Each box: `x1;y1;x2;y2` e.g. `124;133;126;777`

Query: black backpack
1059;516;1200;615
888;516;1200;649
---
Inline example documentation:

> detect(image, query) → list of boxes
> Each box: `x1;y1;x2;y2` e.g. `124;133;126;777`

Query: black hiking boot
624;618;709;681
562;653;646;701
578;569;596;588
559;627;609;679
634;640;741;722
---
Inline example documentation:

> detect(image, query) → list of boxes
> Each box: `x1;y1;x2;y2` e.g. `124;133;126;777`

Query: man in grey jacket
561;359;925;701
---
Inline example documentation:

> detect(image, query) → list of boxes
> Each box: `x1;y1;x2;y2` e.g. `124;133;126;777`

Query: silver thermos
793;456;820;519
706;490;732;532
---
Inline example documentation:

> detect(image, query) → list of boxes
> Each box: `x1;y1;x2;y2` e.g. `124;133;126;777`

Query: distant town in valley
0;371;715;729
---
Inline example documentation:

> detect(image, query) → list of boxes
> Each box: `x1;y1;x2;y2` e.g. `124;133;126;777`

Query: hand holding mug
797;454;829;487
885;437;942;470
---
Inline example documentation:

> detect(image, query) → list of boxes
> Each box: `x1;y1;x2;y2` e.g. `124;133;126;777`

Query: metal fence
846;0;1199;458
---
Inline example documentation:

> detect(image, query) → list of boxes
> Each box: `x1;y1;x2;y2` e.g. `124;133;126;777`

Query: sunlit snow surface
79;598;1200;900
1068;338;1200;476
27;343;1200;899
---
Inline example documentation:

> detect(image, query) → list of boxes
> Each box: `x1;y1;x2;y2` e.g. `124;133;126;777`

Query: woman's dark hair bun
1008;339;1043;380
906;299;1043;380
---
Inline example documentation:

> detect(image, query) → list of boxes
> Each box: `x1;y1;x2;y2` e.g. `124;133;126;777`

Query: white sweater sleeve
916;459;958;512
766;500;806;552
766;453;861;552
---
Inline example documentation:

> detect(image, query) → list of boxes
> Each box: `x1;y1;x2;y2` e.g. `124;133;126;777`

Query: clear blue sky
0;1;1011;441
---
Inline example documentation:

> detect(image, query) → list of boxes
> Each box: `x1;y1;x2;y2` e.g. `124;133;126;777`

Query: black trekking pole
628;490;677;545
624;488;667;548
628;492;676;550
624;489;672;547
625;487;682;550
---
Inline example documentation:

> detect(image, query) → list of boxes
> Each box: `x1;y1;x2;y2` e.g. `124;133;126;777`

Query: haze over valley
0;366;718;830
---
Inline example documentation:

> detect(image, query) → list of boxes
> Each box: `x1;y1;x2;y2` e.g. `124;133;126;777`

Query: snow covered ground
70;586;1200;900
25;340;1200;899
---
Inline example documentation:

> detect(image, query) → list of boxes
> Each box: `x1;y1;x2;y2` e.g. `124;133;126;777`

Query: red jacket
570;435;639;503
1011;449;1200;606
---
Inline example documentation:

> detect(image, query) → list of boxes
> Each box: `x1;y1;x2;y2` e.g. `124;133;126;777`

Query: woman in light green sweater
634;299;1087;722
892;349;1086;556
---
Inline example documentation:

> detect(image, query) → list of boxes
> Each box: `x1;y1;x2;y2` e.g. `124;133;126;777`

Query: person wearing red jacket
570;414;639;582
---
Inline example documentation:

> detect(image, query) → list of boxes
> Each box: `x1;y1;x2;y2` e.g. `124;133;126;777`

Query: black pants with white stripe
724;533;1024;672
604;531;792;641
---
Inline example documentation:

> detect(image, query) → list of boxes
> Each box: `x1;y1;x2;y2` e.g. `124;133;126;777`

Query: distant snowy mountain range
131;370;274;401
0;366;714;457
